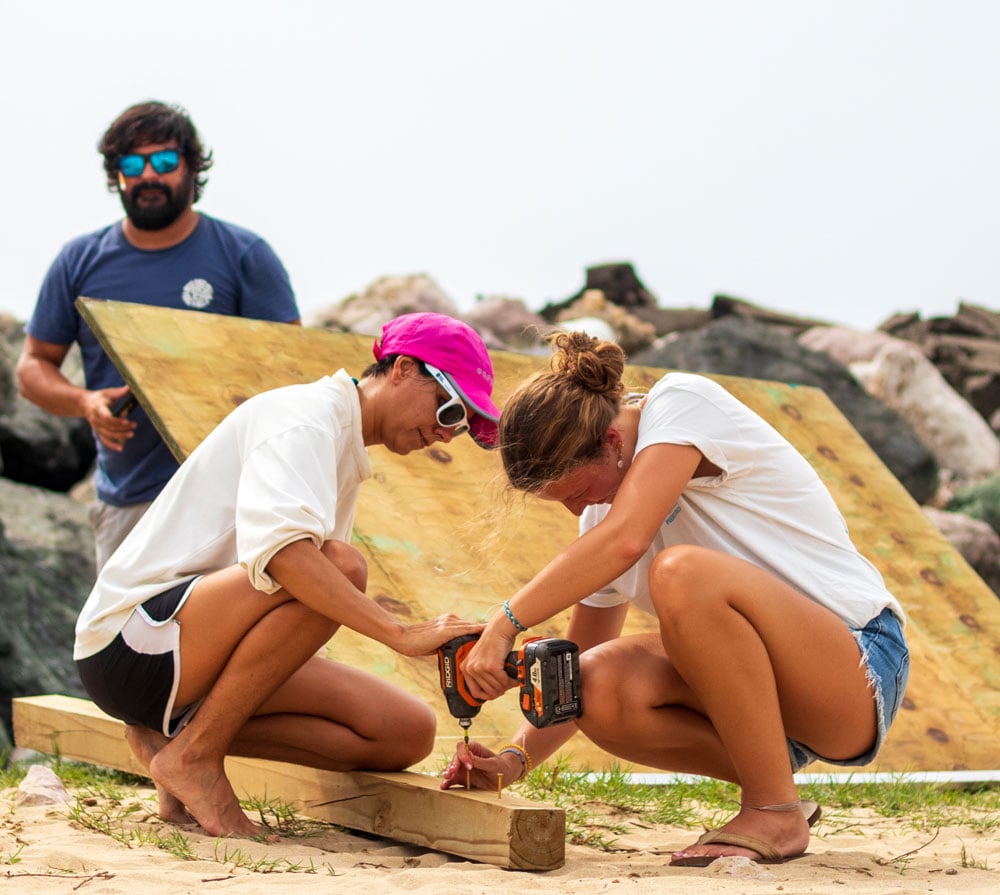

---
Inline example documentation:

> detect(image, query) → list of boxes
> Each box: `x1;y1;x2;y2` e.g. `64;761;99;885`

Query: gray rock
308;273;460;335
631;317;940;505
880;302;1000;427
848;338;1000;489
542;262;659;319
463;296;551;352
0;398;96;492
17;764;70;805
0;478;93;751
0;318;96;492
923;506;1000;598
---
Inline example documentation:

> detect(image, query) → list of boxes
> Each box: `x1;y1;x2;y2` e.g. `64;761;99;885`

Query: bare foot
670;804;810;865
149;742;265;839
124;725;193;825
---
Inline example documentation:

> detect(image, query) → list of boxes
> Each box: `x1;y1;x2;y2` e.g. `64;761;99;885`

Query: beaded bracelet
498;742;533;780
503;599;528;633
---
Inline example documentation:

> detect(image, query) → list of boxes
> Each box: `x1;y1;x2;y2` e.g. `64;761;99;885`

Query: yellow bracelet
498;743;533;780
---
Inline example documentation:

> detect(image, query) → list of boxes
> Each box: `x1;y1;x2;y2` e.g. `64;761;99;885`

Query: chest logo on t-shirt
181;278;214;309
665;505;682;525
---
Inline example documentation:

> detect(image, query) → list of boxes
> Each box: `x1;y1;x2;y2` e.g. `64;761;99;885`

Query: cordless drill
437;633;583;742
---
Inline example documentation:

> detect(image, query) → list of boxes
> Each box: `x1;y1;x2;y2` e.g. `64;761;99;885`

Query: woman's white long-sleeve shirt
74;370;370;660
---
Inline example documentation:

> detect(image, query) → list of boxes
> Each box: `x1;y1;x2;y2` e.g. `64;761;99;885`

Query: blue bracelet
503;599;528;632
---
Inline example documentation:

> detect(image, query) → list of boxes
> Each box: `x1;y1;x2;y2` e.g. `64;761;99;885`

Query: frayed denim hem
787;606;910;773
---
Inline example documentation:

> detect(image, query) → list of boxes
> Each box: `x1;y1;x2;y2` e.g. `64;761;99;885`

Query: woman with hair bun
442;331;909;868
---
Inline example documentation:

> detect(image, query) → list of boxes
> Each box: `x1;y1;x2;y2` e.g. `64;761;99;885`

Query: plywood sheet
78;298;1000;773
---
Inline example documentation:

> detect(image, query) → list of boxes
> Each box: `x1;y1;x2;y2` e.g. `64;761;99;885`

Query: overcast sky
2;1;997;332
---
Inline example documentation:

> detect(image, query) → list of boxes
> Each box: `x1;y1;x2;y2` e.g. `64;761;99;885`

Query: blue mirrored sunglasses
423;363;470;435
118;149;180;177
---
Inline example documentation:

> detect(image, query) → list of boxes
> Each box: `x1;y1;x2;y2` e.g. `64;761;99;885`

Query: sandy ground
2;780;997;895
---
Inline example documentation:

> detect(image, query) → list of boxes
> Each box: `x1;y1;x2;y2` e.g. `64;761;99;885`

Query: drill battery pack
509;637;583;727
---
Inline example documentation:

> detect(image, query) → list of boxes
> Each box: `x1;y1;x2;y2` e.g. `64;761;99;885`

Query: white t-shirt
74;370;371;660
580;373;903;629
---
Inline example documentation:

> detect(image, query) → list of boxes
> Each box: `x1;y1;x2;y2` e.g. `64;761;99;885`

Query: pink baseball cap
373;312;500;448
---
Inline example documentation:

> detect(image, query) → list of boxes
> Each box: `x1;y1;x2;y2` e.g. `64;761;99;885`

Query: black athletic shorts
76;578;201;737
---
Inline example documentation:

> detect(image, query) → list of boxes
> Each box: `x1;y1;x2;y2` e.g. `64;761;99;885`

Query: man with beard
17;101;300;571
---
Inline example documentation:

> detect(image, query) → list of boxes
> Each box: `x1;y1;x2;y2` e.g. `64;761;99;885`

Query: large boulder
0;317;96;491
880;302;1000;429
308;273;460;336
542;261;659;317
631;316;940;504
462;296;551;352
799;325;896;365
0;399;97;492
803;327;1000;490
0;478;93;751
710;293;835;333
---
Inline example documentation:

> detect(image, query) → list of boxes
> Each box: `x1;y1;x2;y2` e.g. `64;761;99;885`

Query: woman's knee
321;541;368;590
576;644;633;731
373;697;436;769
648;545;718;619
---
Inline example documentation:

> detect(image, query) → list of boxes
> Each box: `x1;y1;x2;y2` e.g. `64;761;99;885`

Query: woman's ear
390;355;419;384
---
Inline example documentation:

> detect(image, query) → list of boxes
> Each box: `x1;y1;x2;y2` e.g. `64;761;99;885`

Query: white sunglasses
423;363;470;435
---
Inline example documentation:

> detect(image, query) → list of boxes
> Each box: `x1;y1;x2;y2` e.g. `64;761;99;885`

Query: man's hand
84;385;138;451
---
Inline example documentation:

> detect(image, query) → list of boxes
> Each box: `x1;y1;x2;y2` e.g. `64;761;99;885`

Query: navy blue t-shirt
27;214;300;506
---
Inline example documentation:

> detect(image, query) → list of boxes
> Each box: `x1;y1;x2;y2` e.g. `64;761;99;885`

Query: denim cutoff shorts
787;605;910;772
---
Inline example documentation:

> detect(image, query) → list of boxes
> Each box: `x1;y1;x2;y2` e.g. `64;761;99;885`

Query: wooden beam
12;695;564;871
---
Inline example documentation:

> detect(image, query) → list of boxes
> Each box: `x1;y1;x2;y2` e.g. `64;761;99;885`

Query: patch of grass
960;841;989;870
61;774;338;875
240;791;328;839
510;760;1000;850
212;840;336;874
800;777;1000;833
66;786;145;846
0;751;146;791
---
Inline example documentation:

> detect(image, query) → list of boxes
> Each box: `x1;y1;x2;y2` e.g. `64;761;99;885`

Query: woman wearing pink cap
74;312;499;839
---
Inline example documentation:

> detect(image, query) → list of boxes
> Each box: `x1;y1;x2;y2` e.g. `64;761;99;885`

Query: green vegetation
62;781;336;873
514;758;1000;849
2;755;338;876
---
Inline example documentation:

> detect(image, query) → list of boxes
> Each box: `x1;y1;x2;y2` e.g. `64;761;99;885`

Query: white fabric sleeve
634;376;735;477
235;426;343;592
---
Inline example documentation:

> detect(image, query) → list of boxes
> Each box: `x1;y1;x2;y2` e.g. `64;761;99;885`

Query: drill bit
459;718;472;789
